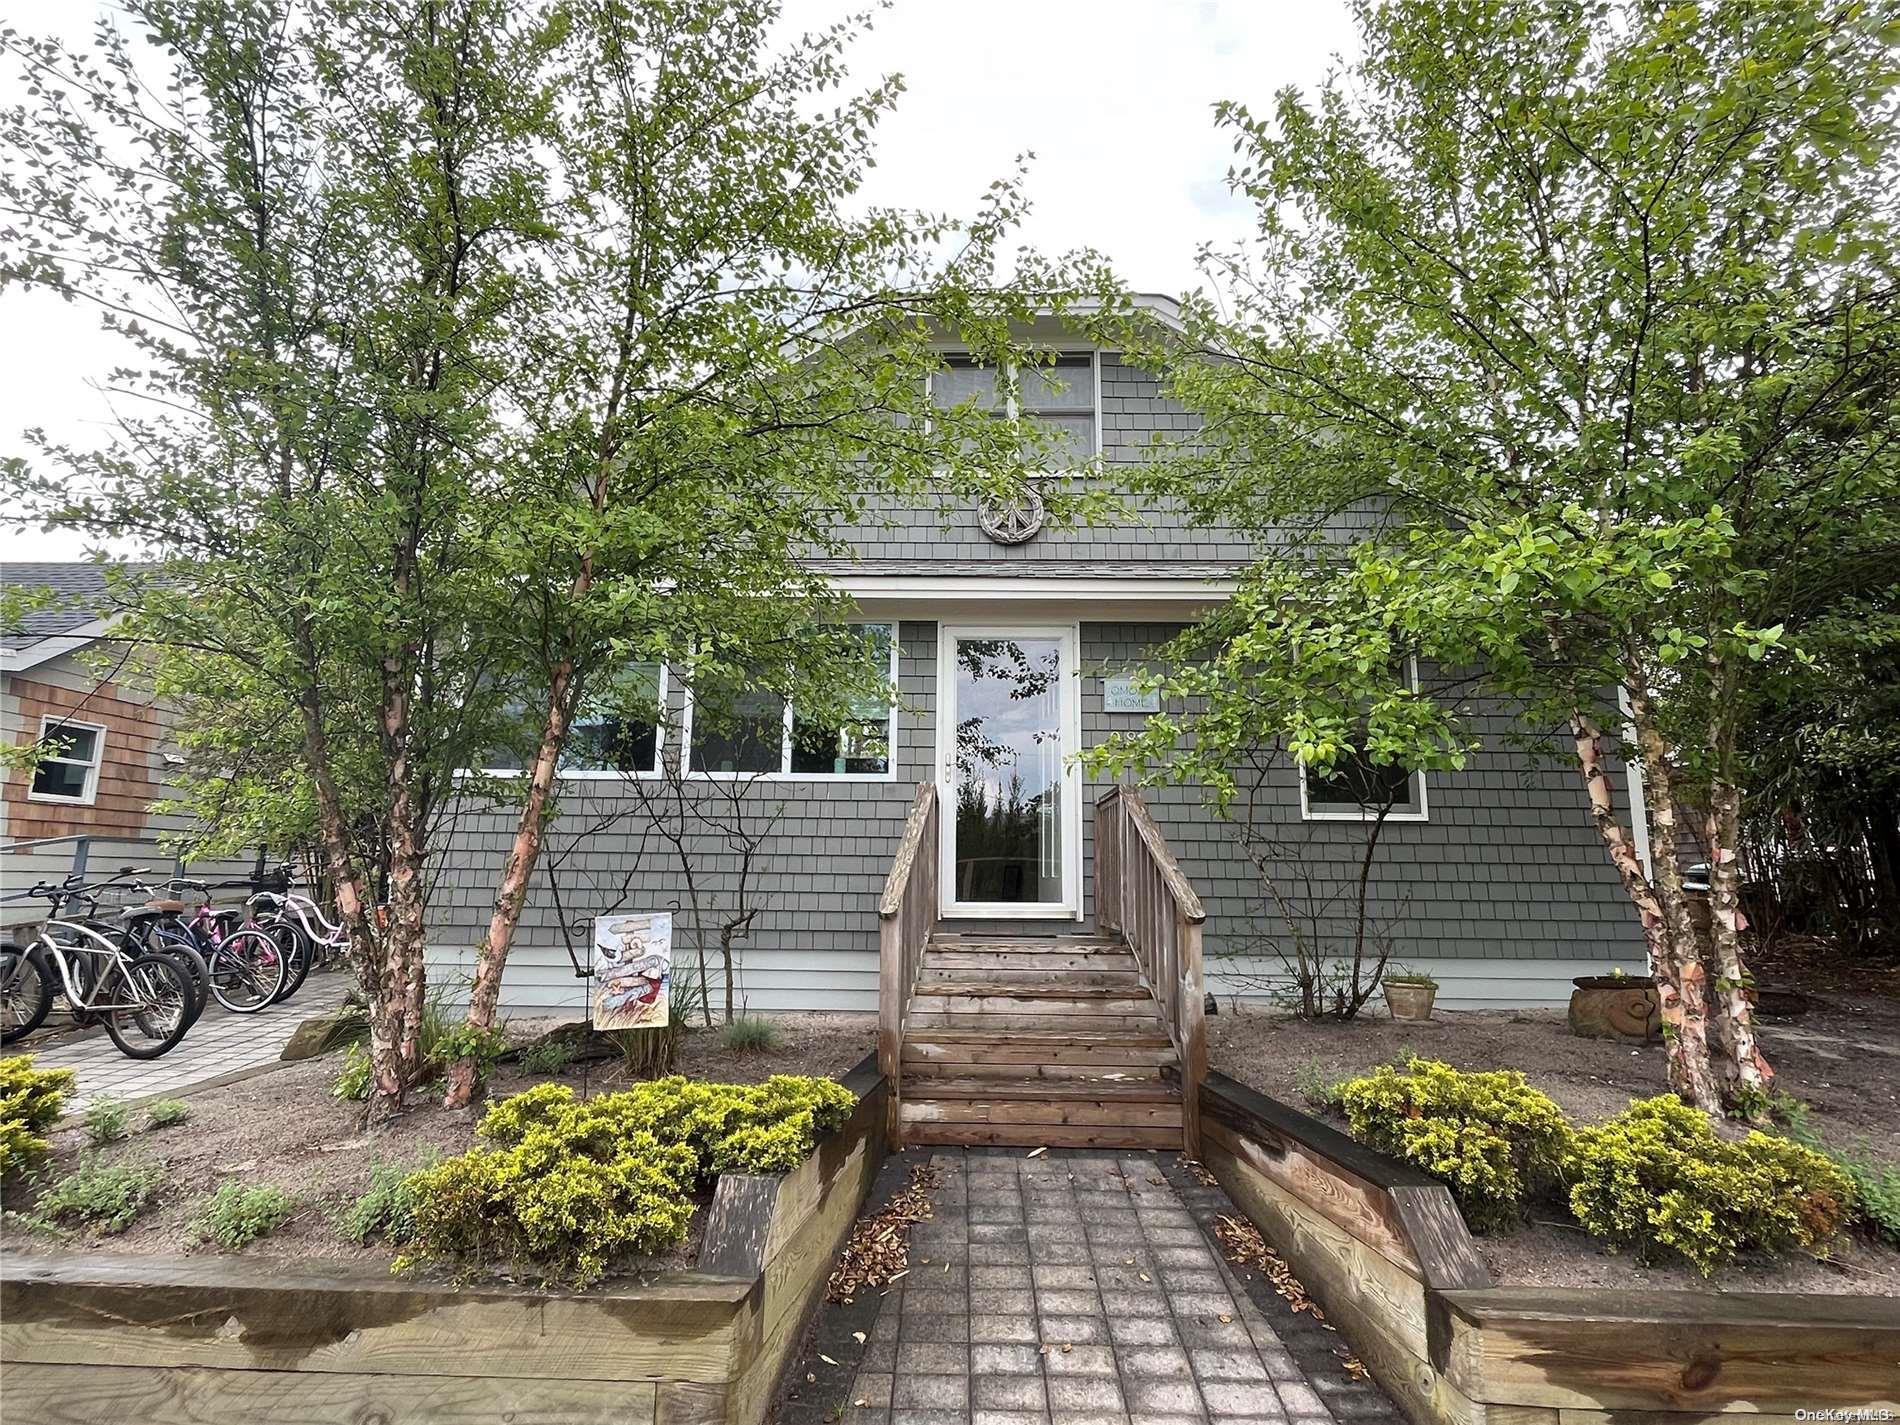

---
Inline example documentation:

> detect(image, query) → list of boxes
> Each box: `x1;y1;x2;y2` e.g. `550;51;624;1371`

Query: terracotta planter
1567;975;1662;1042
1383;980;1437;1022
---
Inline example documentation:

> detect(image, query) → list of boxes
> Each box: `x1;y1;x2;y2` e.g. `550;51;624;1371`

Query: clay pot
1568;975;1662;1042
1383;979;1437;1023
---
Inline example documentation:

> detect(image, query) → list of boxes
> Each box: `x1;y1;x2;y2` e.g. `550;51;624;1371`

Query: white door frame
935;621;1084;920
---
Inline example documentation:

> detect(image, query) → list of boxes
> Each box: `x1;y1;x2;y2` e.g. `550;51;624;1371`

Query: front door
938;625;1081;918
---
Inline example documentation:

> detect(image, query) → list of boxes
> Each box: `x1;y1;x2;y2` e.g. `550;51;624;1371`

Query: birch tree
1091;0;1900;1117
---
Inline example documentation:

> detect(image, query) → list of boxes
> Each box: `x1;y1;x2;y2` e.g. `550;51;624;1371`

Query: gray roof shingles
1;561;145;651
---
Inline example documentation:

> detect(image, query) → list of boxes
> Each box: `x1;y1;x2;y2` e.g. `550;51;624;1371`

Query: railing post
1179;910;1205;1158
878;912;903;1150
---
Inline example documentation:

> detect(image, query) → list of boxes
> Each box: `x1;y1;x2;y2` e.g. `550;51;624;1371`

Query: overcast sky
0;0;1360;563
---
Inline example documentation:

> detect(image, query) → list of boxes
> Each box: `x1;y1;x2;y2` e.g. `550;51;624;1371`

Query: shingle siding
426;619;1645;1013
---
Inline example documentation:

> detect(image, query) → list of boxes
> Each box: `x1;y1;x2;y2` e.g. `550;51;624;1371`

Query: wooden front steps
898;933;1183;1149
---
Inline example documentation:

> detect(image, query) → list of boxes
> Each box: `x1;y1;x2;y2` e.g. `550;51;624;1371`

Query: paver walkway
779;1147;1399;1425
24;969;350;1112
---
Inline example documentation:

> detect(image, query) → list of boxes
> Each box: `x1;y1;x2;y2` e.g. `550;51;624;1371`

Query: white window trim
27;715;106;806
1298;656;1430;823
926;347;1104;464
682;623;900;783
475;664;669;781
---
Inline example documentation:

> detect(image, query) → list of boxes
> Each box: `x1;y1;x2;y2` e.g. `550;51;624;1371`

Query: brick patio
779;1148;1399;1425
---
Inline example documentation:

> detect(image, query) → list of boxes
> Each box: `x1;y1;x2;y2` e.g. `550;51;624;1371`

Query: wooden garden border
1198;1071;1900;1425
0;1052;887;1425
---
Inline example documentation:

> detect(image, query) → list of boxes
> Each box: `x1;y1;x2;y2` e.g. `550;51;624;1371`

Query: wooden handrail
1094;785;1207;1156
877;782;939;1149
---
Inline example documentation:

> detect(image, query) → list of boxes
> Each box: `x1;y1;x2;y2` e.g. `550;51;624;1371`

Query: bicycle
159;877;289;1013
1;880;194;1058
245;863;351;990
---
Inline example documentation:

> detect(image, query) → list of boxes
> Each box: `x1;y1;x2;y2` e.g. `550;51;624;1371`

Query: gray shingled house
425;300;1649;1097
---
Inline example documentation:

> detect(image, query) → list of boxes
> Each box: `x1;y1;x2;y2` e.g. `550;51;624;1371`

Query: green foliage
339;1154;439;1246
190;1184;296;1251
399;1075;855;1285
1774;1095;1900;1247
144;1099;192;1130
517;1037;577;1076
31;1157;164;1234
1338;1059;1572;1230
0;1056;74;1178
426;1023;509;1086
1382;966;1438;989
1293;1063;1345;1115
719;1017;779;1054
1565;1096;1855;1274
84;1098;132;1147
332;1044;373;1103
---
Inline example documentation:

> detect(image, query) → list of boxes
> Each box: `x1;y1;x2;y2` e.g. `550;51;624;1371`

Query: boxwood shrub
1565;1094;1855;1274
397;1074;856;1286
1336;1057;1572;1230
0;1055;75;1179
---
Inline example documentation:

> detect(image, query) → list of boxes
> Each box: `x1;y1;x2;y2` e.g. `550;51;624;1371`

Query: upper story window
932;352;1097;468
485;662;664;779
29;716;106;804
1300;659;1428;822
688;623;897;779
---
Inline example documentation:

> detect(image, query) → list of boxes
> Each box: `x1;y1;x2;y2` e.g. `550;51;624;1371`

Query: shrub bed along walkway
775;1147;1398;1425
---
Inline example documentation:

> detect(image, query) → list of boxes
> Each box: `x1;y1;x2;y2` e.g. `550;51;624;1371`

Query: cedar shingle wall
1;676;160;840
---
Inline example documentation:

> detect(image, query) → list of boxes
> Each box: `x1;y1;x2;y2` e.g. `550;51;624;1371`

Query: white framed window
483;662;666;780
28;716;106;805
1299;657;1429;822
685;623;898;780
930;350;1100;467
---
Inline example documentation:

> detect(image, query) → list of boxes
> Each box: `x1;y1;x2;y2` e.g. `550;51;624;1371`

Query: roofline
830;572;1235;602
0;616;118;674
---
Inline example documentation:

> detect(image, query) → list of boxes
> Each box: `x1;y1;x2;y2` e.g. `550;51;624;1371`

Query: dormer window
931;351;1098;468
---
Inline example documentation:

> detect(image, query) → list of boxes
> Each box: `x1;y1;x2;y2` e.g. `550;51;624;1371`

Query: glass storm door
940;627;1078;917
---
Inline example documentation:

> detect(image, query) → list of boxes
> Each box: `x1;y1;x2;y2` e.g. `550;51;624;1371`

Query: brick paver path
25;970;349;1112
782;1147;1399;1425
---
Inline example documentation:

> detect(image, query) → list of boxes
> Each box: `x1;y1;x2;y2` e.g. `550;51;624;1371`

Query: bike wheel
153;940;210;1027
101;955;192;1059
0;944;53;1045
268;919;311;1003
207;928;286;1013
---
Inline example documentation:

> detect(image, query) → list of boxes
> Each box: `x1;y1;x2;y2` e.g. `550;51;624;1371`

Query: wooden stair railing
877;781;939;1148
1094;785;1208;1155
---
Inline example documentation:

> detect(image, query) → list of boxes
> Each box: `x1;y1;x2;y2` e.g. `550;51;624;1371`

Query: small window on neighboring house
484;663;664;778
1300;661;1428;821
931;352;1097;468
688;623;897;778
30;717;106;804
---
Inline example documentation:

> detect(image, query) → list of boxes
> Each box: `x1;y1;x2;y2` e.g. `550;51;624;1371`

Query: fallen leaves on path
1213;1213;1368;1383
825;1162;942;1303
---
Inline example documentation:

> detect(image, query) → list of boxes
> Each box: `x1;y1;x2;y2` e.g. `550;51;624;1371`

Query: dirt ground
0;1011;875;1275
1207;994;1900;1296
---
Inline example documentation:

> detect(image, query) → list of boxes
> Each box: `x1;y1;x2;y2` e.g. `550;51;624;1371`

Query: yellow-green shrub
1337;1058;1571;1230
398;1074;855;1285
1565;1095;1855;1275
0;1056;76;1178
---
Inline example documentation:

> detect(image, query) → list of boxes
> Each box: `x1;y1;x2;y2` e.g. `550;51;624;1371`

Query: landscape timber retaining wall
0;1053;887;1425
1197;1071;1900;1425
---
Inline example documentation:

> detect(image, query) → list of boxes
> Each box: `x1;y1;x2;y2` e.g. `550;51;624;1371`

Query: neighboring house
427;305;1650;1016
0;563;168;844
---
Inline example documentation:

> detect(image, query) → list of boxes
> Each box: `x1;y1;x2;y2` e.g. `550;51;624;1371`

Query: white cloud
0;0;1359;561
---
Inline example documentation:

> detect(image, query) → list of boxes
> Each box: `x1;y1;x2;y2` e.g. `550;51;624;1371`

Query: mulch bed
1;1012;875;1271
1207;995;1900;1297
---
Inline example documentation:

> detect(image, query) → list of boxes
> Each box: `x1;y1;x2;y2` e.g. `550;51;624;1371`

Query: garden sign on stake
591;912;673;1032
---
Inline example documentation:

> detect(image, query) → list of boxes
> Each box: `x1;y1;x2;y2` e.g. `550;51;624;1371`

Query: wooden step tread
905;1076;1180;1102
902;1122;1182;1149
905;1028;1174;1047
911;981;1149;1000
927;938;1125;951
